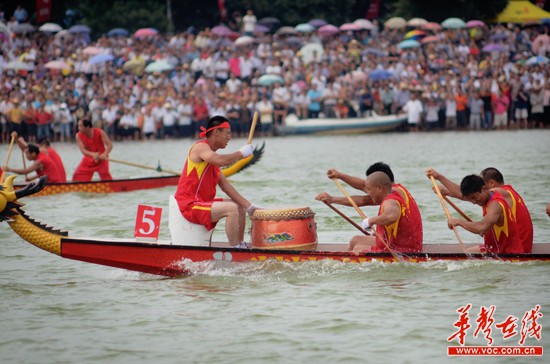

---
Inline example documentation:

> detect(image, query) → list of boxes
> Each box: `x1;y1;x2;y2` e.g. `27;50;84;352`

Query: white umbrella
384;17;407;29
3;60;34;71
39;23;63;33
354;19;375;30
144;60;174;73
300;43;324;64
12;23;35;34
234;36;255;46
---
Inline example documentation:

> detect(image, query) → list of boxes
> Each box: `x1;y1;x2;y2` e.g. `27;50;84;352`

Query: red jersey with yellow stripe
374;190;423;253
500;184;533;253
482;190;523;254
393;183;423;243
174;141;221;229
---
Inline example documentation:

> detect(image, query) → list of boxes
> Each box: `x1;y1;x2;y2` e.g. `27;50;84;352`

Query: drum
250;206;317;250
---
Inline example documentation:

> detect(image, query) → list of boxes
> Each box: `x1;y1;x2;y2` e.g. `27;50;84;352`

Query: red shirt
45;146;67;183
501;185;533;253
482;191;523;254
36;111;53;125
175;140;221;211
77;128;106;167
37;152;63;183
394;183;423;246
374;190;423;253
193;101;209;121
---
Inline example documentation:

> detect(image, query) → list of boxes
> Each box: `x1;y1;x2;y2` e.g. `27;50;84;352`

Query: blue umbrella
89;54;115;65
257;74;284;86
441;17;466;29
107;28;129;37
69;24;92;33
397;39;421;49
363;48;386;57
526;55;549;65
295;23;315;33
369;69;394;81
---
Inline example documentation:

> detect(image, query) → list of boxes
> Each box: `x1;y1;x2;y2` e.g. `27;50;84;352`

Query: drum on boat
250;206;317;250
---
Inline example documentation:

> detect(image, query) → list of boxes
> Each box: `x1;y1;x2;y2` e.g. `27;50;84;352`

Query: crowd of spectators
1;7;550;144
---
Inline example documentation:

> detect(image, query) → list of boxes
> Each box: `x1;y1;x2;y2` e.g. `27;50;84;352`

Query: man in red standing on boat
315;162;423;253
174;115;259;249
426;167;532;253
73;119;113;182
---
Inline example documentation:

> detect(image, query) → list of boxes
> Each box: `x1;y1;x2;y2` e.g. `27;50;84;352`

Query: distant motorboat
275;112;407;136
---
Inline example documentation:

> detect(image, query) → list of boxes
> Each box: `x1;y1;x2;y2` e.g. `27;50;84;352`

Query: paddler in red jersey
427;167;532;253
315;161;423;252
73;119;113;182
346;171;423;253
480;167;533;253
3;143;63;183
174;115;259;249
448;175;523;254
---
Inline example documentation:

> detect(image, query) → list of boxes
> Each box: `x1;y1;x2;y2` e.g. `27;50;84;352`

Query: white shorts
494;113;507;128
515;108;528;119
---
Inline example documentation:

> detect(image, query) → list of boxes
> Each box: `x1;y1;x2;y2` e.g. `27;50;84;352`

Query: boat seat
168;195;213;246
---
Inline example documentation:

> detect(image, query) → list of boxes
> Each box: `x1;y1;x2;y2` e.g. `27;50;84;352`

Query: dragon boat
2;176;549;278
12;143;265;197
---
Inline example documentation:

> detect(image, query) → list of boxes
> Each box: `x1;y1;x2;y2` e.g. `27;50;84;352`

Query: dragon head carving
0;175;48;221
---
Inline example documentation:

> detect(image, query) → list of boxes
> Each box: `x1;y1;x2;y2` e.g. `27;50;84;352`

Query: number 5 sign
134;205;163;241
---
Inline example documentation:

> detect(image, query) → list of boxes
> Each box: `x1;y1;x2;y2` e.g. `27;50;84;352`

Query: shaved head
366;171;392;190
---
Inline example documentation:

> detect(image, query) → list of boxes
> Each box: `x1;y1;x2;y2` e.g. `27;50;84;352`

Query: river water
1;130;549;363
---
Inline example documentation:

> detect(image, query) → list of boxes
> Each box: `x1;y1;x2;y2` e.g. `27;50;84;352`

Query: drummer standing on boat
73;119;113;182
174;115;258;249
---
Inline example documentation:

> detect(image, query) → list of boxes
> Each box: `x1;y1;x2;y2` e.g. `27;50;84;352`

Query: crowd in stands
1;7;550;144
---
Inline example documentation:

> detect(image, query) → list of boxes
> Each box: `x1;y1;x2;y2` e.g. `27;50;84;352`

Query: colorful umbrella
211;25;233;37
482;43;507;52
257;74;284;86
39;23;63;33
384;17;407;29
398;39;421;49
465;20;485;28
45;60;71;70
234;35;255;46
354;19;375;30
441;17;466;29
404;30;426;40
83;46;103;55
308;19;328;28
107;28;129;37
300;43;324;64
295;23;315;33
134;28;158;38
339;23;360;31
407;18;428;27
144;60;174;73
89;54;114;65
369;69;394;80
318;24;339;36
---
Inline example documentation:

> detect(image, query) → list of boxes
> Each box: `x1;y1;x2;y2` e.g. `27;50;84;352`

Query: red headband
199;121;231;138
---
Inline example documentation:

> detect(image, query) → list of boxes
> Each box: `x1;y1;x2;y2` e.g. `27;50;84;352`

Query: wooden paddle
22;149;28;179
429;175;467;253
247;111;259;144
323;201;370;235
331;178;402;261
444;195;472;222
109;158;181;175
0;134;16;183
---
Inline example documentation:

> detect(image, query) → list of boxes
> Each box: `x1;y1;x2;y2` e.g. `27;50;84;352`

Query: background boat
275;112;406;135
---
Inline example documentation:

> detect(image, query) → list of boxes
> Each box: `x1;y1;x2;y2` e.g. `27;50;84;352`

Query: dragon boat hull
60;239;550;277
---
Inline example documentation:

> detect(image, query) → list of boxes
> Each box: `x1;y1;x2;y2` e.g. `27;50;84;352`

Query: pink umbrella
465;20;486;28
134;28;158;38
421;35;440;44
45;60;71;70
82;46;103;55
211;25;233;37
318;24;339;36
421;22;442;31
340;23;360;31
532;34;550;55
